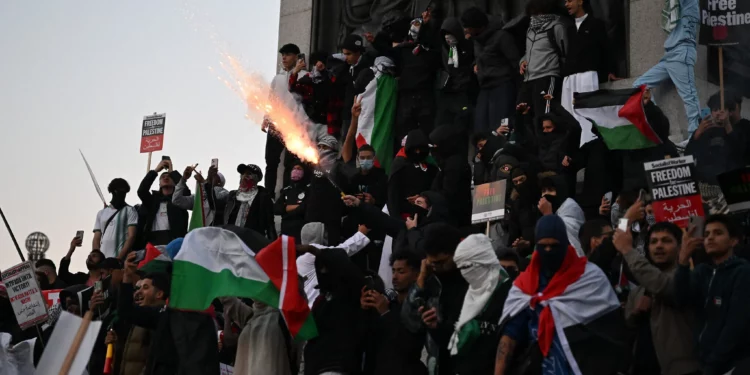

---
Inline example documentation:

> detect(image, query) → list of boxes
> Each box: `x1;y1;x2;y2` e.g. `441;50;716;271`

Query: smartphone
162;155;171;161
618;218;629;232
133;249;146;263
604;191;613;202
700;107;712;120
297;53;306;63
76;230;84;246
638;189;648;202
688;216;705;238
94;280;103;293
364;276;375;291
211;158;219;169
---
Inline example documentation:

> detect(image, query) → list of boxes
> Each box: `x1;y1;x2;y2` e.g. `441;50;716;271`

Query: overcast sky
0;1;281;271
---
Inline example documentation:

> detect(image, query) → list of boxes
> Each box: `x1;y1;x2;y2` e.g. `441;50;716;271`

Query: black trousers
264;132;300;199
474;82;516;134
435;91;470;128
521;75;563;137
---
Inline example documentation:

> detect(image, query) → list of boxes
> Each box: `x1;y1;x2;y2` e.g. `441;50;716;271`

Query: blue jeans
633;47;700;135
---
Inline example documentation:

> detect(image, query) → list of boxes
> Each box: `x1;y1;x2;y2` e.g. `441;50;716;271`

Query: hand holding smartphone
75;230;84;246
688;216;705;238
618;218;629;232
211;158;219;169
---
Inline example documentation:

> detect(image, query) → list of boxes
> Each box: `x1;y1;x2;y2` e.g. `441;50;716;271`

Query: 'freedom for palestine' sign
140;113;166;153
700;0;750;46
472;180;506;224
645;156;705;228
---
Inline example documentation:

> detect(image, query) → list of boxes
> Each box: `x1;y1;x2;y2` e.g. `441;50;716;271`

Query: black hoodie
430;124;473;227
674;256;750;375
388;130;438;219
305;249;367;375
440;17;476;93
471;16;521;89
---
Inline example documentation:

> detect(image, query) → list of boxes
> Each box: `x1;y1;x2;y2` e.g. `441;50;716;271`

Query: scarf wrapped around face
448;234;509;355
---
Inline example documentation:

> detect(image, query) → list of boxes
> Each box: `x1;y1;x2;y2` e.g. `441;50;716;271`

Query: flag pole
0;205;25;262
59;310;94;375
719;47;725;111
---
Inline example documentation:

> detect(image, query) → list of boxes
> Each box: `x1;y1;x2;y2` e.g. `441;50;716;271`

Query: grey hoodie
301;222;327;246
522;17;568;82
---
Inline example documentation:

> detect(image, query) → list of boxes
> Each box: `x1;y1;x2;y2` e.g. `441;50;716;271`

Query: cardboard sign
1;262;48;330
645;156;705;228
718;167;750;212
140;113;166;153
43;289;63;308
472;180;506;224
699;0;750;46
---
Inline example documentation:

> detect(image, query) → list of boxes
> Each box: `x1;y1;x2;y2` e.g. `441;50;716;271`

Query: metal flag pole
0;205;26;261
79;149;108;207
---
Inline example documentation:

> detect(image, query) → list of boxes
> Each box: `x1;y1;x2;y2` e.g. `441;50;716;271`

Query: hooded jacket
304;249;367;375
536;114;570;173
430;125;472;227
542;175;585;255
388;130;438;219
622;250;701;375
439;17;476;93
522;16;568;82
674;256;750;375
471;16;522;89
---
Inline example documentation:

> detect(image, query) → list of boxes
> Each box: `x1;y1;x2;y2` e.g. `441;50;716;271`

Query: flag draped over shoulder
169;227;317;340
574;86;661;150
188;181;205;231
356;57;397;173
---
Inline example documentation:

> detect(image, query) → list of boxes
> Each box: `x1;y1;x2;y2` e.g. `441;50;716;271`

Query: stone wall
277;0;749;142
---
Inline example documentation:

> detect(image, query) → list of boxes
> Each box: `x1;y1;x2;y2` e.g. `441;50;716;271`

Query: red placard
42;289;63;307
651;195;705;229
140;113;166;153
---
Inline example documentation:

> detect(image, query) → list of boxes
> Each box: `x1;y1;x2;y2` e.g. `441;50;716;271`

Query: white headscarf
448;234;505;355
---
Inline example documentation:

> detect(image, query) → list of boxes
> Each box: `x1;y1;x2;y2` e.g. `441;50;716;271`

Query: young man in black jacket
461;7;520;134
436;17;477;126
675;214;750;375
430;124;472;227
222;163;277;240
137;159;189;247
387;129;438;221
361;251;427;375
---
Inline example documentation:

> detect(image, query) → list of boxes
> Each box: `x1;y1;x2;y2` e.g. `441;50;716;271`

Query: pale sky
0;1;281;271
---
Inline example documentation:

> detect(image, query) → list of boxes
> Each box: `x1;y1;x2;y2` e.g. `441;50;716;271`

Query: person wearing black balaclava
387;129;438;220
93;178;139;261
430;123;472;227
538;175;585;255
507;167;541;255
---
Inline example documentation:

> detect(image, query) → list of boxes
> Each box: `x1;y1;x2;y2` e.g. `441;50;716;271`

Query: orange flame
213;53;319;164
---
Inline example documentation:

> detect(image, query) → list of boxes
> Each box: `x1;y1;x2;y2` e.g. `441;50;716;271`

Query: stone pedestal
277;0;313;69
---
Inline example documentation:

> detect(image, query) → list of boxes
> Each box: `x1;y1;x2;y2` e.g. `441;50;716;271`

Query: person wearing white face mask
351;144;388;209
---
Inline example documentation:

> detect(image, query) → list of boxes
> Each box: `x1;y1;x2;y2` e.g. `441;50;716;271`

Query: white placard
34;311;102;375
1;261;48;330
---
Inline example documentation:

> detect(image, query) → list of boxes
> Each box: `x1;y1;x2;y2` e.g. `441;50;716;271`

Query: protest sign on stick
472;181;507;232
645;156;705;228
34;310;101;375
1;261;48;330
140;112;166;172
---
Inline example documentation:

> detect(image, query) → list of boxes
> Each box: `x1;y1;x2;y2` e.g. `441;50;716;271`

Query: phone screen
700;107;712;120
297;53;305;62
604;191;613;202
94;281;102;292
76;230;84;246
618;218;629;232
689;216;705;238
133;249;146;263
211;158;219;169
162;155;171;161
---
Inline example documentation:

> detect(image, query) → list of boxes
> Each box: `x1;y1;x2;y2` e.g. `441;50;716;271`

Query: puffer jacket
118;326;151;375
522;16;568;82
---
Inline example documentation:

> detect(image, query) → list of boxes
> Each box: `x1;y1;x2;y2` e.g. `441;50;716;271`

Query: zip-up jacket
674;256;750;375
521;17;568;82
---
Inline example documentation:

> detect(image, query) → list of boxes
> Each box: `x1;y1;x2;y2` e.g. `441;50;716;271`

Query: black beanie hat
461;7;489;28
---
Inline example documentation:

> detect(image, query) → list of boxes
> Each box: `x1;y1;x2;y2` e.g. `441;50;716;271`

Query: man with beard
138;159;189;247
94;178;139;260
387;129;438;220
537;175;585;255
613;222;700;375
35;259;67;290
448;234;512;375
496;215;628;375
675;214;750;375
361;251;427;375
402;223;467;375
59;245;105;287
221;163;277;240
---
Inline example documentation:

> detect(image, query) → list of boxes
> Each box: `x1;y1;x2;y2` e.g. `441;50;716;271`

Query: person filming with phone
137;157;189;247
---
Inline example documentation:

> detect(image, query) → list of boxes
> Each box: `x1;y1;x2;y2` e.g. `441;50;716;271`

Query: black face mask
535;242;567;277
412;205;430;219
506;267;520;281
406;148;428;163
36;272;51;290
542;194;562;213
111;191;127;209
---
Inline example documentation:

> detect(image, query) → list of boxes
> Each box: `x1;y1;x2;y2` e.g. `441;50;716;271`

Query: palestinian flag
356;57;397;173
138;243;172;274
169;227;317;340
574;85;661;150
188;181;206;231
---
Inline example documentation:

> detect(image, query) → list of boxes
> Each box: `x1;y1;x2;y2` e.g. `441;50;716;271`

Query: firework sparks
213;53;319;164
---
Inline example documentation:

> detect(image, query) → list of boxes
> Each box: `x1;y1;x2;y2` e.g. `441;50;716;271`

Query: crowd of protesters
3;0;750;374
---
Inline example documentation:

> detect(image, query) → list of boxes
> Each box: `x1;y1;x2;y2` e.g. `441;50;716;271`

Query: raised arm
172;178;194;210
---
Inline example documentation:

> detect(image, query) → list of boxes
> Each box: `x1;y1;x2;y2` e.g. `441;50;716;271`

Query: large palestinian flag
574;86;662;150
169;227;317;340
356;57;397;173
